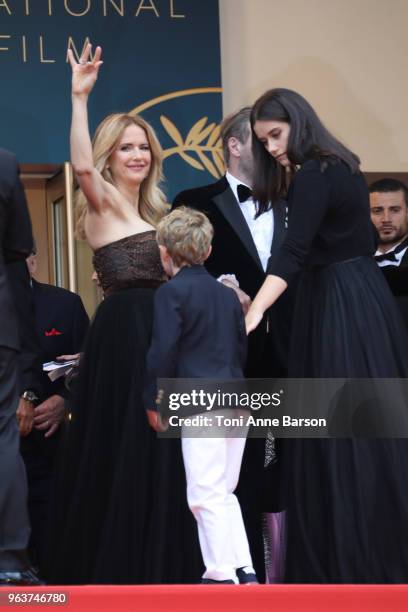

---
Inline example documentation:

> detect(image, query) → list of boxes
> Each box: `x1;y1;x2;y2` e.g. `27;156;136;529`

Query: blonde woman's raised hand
67;43;103;97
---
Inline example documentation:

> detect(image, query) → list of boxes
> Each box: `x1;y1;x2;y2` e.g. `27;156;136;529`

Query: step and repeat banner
0;0;223;198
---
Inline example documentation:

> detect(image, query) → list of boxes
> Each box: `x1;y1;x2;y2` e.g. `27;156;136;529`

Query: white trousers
181;409;253;582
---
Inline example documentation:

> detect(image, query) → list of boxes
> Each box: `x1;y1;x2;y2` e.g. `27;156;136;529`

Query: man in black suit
21;248;89;572
0;148;41;585
370;178;408;327
26;248;89;437
173;108;292;582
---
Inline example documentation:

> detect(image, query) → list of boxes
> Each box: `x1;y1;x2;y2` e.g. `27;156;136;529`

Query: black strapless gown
46;232;202;584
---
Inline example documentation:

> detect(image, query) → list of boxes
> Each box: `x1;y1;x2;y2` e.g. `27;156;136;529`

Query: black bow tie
374;238;408;263
237;184;253;203
374;251;398;263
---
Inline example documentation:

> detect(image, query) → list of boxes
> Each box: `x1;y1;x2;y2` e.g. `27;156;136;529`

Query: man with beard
370;178;408;327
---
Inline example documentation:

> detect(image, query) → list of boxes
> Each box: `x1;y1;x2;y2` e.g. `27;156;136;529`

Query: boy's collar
173;264;208;277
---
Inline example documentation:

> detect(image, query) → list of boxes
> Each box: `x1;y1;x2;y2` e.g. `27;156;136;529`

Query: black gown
269;159;408;583
46;231;202;584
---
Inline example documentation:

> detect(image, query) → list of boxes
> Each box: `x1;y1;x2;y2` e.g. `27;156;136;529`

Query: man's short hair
157;207;214;267
220;106;252;167
369;178;408;206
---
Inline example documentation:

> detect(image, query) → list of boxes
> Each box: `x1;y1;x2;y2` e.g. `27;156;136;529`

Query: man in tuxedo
173;107;291;582
21;248;89;572
0;148;41;585
370;178;408;327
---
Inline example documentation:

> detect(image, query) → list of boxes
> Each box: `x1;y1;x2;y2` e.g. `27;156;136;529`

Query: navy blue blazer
144;265;247;410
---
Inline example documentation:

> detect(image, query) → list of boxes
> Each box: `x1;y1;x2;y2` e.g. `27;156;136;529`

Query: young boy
144;207;257;585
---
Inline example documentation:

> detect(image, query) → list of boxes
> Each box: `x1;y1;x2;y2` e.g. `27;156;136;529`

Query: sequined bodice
92;231;165;296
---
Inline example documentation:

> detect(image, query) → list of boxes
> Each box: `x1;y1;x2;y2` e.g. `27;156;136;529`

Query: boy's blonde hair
156;207;214;267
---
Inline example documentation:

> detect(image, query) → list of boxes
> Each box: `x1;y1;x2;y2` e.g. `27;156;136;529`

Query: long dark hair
251;88;361;212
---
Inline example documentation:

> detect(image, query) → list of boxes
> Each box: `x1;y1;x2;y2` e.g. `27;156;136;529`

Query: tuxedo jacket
380;246;408;329
31;279;89;401
173;176;292;377
0;149;33;351
173;176;286;299
144;265;246;410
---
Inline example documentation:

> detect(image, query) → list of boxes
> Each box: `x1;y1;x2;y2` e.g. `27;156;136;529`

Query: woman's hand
245;307;264;334
245;275;288;333
68;43;103;97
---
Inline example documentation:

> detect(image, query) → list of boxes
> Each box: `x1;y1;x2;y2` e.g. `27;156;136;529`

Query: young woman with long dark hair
246;88;408;582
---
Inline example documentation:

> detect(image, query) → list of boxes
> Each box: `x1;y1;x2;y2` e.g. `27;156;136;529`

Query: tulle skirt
45;287;202;584
282;257;408;583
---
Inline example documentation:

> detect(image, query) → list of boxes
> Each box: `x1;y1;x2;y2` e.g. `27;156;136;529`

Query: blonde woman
46;45;201;585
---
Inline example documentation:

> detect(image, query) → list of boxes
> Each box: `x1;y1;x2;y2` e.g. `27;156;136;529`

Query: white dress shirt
226;172;274;272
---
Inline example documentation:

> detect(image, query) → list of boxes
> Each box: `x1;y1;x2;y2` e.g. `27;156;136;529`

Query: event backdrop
0;0;223;199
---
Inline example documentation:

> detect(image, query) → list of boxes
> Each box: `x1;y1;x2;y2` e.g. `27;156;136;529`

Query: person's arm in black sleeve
269;162;331;283
3;153;33;263
246;162;331;333
7;260;43;436
7;261;43;396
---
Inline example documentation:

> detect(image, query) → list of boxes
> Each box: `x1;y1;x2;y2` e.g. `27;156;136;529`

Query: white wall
219;0;408;171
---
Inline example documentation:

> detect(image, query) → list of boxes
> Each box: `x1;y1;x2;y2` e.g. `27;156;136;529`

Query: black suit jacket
8;261;43;396
173;176;286;299
0;149;33;351
380;247;408;329
173;177;291;377
145;265;246;410
31;279;89;401
20;280;90;477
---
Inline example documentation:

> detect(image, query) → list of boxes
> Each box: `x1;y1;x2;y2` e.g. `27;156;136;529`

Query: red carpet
1;585;408;611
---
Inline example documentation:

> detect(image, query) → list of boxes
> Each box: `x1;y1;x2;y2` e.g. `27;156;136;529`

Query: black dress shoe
0;567;45;586
236;566;258;584
201;578;236;584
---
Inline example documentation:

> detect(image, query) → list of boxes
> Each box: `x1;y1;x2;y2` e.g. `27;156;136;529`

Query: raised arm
68;44;109;212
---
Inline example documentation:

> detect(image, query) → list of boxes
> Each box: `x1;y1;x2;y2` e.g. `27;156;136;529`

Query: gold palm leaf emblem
160;115;224;179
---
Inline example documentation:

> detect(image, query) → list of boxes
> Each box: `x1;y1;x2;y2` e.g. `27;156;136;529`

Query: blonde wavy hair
156;206;214;267
75;113;168;239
